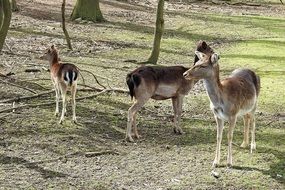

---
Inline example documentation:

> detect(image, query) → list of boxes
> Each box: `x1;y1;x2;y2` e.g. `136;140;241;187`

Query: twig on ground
0;78;37;94
79;69;106;89
84;150;120;157
0;90;55;104
4;41;13;53
0;88;128;113
27;150;119;165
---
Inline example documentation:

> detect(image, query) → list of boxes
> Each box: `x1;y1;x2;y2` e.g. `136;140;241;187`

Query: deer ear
211;53;219;64
195;51;205;60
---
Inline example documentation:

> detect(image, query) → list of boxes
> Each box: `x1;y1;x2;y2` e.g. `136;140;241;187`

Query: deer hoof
212;161;219;168
126;136;134;142
227;163;233;168
134;134;141;139
240;141;249;148
174;128;184;135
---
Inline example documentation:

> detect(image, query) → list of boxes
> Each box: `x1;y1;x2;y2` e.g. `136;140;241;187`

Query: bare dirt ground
0;0;284;189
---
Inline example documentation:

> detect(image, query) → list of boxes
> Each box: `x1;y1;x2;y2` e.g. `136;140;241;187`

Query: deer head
184;51;219;80
40;45;59;62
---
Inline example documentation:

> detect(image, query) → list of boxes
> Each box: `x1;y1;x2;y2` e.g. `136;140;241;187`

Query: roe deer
126;65;195;142
41;45;79;124
183;42;260;167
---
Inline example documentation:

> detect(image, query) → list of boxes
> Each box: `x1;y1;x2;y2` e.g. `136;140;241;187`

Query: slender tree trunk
147;0;164;64
11;0;19;12
0;1;4;29
0;0;12;52
71;0;104;22
61;0;72;50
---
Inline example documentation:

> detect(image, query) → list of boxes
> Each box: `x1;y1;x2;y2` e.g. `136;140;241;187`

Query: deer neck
49;54;60;67
203;66;223;107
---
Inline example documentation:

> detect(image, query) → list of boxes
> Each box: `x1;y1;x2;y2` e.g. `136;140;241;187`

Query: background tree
147;0;164;64
0;0;12;52
62;0;72;50
71;0;104;22
11;0;19;12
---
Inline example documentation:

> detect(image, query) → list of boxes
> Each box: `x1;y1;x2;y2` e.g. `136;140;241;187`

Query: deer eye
200;65;207;68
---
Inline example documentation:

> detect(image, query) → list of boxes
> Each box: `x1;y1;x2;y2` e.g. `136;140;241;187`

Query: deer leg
133;113;140;139
227;116;237;168
54;82;60;116
213;116;224;168
126;99;146;142
250;113;256;153
71;83;77;123
59;85;67;124
173;95;184;134
172;97;179;134
241;114;250;148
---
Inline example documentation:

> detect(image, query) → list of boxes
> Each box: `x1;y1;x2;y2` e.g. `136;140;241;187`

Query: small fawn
183;41;260;167
41;45;79;124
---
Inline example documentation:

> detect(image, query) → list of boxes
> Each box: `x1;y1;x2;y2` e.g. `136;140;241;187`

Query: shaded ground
0;0;284;189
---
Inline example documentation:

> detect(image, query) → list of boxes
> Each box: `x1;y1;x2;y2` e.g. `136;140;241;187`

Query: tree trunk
0;0;12;52
71;0;104;22
147;0;164;64
62;0;72;50
11;0;19;12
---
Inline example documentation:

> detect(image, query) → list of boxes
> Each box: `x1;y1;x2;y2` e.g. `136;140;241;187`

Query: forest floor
0;0;285;189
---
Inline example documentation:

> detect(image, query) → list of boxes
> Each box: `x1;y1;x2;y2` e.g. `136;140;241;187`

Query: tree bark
0;0;12;52
61;0;72;50
11;0;19;12
147;0;164;64
71;0;104;22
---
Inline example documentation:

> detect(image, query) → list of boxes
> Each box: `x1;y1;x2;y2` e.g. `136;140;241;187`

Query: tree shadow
231;146;285;185
0;154;67;179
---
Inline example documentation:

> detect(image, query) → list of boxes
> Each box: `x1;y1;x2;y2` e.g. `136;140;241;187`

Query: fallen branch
79;69;106;89
0;88;128;113
27;150;119;165
229;2;261;6
0;90;55;104
25;69;41;73
4;41;13;53
84;150;119;157
0;78;37;94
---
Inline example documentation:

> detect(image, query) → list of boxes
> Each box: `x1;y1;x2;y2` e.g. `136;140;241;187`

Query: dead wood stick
4;41;13;53
0;86;128;104
27;150;119;165
0;89;121;113
0;78;37;94
0;90;55;104
79;69;106;89
84;150;120;157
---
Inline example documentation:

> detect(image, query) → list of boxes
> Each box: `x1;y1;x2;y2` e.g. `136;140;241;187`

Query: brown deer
125;41;214;142
126;66;195;142
41;45;79;124
183;42;260;167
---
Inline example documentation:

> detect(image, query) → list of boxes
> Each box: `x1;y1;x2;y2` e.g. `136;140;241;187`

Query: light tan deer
183;42;260;167
41;45;79;124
